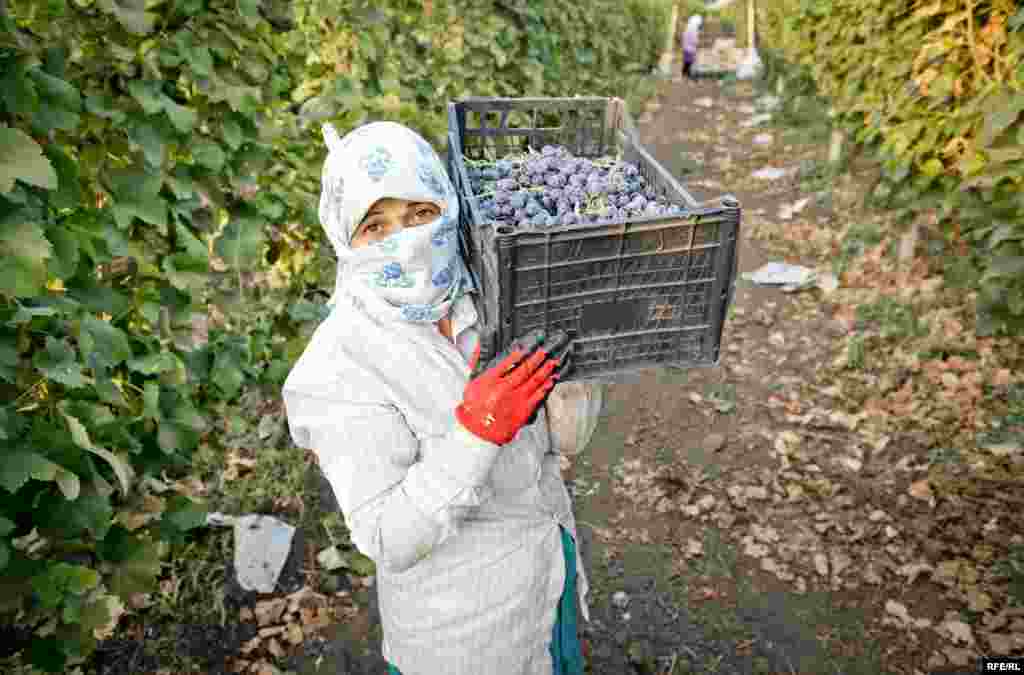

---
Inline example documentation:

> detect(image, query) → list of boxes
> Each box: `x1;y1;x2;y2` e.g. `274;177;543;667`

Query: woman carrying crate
282;121;596;675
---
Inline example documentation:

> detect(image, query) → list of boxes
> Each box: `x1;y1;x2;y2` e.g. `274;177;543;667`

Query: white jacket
283;290;591;675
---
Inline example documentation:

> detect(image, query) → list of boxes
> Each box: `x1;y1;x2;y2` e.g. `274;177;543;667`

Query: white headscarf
317;121;474;323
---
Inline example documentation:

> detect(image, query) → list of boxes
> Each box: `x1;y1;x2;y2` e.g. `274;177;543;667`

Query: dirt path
563;74;890;675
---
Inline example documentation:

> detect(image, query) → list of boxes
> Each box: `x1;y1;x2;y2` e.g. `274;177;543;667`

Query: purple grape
546;174;566;188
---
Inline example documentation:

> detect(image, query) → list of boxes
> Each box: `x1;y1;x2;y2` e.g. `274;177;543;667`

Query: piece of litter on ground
742;262;839;294
779;197;811;221
741;113;772;128
816;273;840;294
756;95;781;111
234;514;296;593
694;97;714;108
206;512;236;528
753;133;774;146
612;591;631;609
751;167;791;181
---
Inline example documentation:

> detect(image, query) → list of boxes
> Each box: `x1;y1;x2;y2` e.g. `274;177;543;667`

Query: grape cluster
464;145;686;230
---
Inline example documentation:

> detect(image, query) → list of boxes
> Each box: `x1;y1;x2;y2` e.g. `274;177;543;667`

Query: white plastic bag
545;381;606;456
737;47;764;80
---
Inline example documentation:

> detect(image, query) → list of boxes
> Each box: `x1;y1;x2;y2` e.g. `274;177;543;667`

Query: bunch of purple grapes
464;145;686;230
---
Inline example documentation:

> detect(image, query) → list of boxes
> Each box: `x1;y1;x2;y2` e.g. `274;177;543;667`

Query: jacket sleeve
284;391;502;574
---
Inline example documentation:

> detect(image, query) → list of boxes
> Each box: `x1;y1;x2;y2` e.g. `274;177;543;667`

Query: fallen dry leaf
938;619;975;647
908;479;935;504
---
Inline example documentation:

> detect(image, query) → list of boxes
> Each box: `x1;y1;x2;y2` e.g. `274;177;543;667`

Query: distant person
681;14;703;79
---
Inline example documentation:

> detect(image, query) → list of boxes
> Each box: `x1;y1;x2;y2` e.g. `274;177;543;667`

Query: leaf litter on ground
600;77;1024;674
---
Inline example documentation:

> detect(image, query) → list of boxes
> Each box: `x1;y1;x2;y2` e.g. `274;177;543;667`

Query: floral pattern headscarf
318;121;473;323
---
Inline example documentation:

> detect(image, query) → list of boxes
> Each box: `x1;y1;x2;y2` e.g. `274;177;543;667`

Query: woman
682;14;703;79
282;121;590;675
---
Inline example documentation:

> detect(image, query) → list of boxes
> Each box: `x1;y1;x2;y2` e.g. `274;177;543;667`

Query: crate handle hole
496;225;517;236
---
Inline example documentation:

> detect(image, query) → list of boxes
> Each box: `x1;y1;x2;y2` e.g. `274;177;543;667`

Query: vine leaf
33;336;86;388
0;126;58;193
0;221;54;297
0;451;66;493
59;402;134;496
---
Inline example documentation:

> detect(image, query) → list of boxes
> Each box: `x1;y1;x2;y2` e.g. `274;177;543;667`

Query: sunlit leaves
0;127;58;193
0;220;53;297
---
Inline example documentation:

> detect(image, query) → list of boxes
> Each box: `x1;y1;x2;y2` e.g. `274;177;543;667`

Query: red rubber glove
456;329;568;445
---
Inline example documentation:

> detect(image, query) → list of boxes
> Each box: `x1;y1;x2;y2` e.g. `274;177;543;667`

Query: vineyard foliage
0;0;671;669
758;0;1024;334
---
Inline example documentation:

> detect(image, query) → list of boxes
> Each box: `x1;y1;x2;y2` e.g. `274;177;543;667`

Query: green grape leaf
162;495;207;532
127;119;167;168
210;349;245;399
142;381;160;420
0;220;53;297
46;225;80;280
192;141;226;171
222;118;244;150
0;126;58;193
126;80;165;115
44;144;83;211
45;491;112;539
94;374;128;409
163;97;197;134
0;516;14;537
0;452;64;493
6;305;58;325
79;315;132;370
215;211;265;270
79;595;118;634
348;551;376;577
97;0;157;35
59;403;134;495
0;540;10;571
107;538;162;596
29;70;81;111
84;94;127;124
33;336;86;388
0;336;18;384
126;350;178;375
31;562;101;611
54;468;81;501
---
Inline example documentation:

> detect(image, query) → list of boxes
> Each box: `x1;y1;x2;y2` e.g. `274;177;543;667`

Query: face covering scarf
318;121;474;323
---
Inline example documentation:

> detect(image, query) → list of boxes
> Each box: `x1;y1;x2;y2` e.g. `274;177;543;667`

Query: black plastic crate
445;96;741;382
